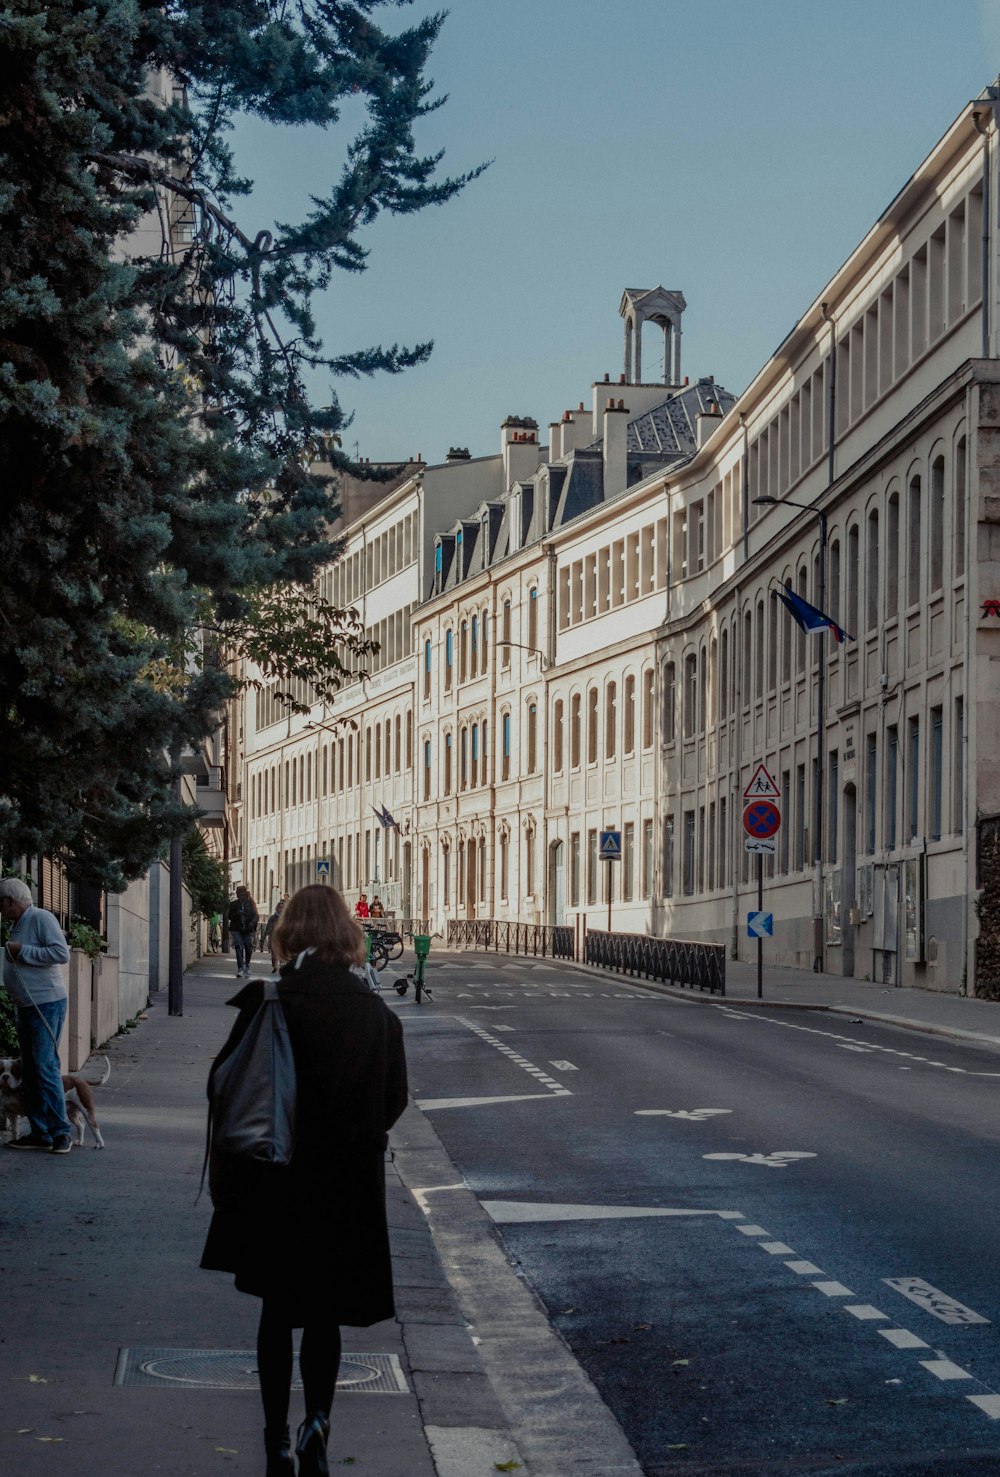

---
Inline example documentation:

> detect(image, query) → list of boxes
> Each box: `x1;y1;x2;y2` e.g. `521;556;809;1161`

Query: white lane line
453;1017;573;1098
417;1093;569;1110
713;1006;1000;1077
786;1261;824;1275
879;1328;930;1350
760;1242;796;1255
735;1224;769;1236
920;1358;973;1381
968;1394;1000;1418
844;1305;889;1321
813;1281;855;1297
883;1277;991;1326
482;1201;742;1224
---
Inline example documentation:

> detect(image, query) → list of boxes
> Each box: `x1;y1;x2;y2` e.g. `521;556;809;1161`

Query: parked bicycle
365;925;403;972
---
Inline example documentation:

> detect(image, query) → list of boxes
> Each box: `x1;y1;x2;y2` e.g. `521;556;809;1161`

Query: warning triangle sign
743;763;780;801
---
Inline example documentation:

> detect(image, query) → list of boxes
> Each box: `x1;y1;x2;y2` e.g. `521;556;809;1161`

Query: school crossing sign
743;764;781;854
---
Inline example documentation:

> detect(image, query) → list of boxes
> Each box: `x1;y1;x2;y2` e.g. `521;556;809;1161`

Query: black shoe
264;1424;294;1476
295;1412;330;1477
6;1133;52;1151
50;1135;73;1155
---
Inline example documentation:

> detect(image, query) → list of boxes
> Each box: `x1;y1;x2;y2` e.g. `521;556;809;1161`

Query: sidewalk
0;957;640;1477
614;953;1000;1049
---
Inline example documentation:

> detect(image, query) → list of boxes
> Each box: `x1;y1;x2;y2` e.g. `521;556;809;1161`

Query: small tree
182;828;228;925
0;0;484;888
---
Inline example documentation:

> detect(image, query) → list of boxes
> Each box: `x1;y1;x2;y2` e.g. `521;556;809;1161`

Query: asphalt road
393;952;1000;1477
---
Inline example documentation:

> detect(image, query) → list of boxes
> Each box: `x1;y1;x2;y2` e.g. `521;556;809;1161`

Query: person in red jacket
353;893;369;919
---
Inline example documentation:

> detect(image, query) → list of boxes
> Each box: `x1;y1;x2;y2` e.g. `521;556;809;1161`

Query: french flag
776;587;851;644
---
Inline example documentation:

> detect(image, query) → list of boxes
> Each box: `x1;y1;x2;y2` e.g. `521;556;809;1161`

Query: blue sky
234;1;999;463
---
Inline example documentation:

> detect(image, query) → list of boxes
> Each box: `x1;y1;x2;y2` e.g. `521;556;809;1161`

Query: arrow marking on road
481;1202;743;1224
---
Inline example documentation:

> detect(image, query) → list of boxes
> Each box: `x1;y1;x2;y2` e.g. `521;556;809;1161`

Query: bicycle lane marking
414;1016;574;1110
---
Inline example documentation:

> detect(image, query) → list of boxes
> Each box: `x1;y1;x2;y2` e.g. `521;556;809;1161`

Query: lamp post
495;639;550;670
753;495;828;973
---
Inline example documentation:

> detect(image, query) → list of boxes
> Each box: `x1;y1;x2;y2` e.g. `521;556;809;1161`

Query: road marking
454;1017;573;1098
883;1277;991;1326
635;1108;732;1120
760;1242;795;1255
968;1394;1000;1418
844;1305;888;1321
879;1328;929;1349
550;1060;578;1071
813;1282;854;1297
417;1093;568;1110
785;1261;824;1275
481;1201;742;1224
703;1150;816;1168
837;1043;875;1053
735;1224;769;1236
713;1006;1000;1077
920;1358;973;1381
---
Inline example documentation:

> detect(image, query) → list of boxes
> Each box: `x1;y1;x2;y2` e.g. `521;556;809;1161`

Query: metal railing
585;930;726;995
399;918;431;939
447;919;575;959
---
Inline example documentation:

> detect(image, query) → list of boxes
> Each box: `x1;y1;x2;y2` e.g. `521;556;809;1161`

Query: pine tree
0;0;483;888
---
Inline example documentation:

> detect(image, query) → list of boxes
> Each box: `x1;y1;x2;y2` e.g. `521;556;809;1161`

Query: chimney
548;420;562;461
695;404;724;448
602;397;629;495
501;416;540;488
446;446;471;462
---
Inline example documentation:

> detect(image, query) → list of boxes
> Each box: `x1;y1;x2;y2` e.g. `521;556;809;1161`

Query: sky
233;0;1000;464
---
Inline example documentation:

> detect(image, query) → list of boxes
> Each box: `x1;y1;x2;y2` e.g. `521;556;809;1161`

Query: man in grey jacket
0;878;73;1153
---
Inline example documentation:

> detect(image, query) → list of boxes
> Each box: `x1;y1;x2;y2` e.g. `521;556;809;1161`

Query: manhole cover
114;1348;408;1393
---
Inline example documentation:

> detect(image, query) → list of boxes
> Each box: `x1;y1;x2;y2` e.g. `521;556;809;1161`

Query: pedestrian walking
200;883;408;1476
262;897;286;971
227;886;259;979
0;878;74;1154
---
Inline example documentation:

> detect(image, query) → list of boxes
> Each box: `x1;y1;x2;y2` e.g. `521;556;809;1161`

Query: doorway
549;840;565;926
842;783;857;977
466;838;477;920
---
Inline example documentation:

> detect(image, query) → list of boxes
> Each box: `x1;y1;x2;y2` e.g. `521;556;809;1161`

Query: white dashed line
785;1261;824;1275
967;1394;1000;1418
735;1224;769;1236
813;1281;855;1297
760;1242;796;1255
921;1358;973;1381
844;1305;888;1321
879;1328;930;1350
454;1017;573;1097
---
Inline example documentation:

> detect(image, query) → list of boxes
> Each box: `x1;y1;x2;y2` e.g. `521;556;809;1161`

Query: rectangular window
502;713;511;781
623;822;635;901
570;831;580;907
587;829;597;906
642;668;655;748
445;628;453;690
796;764;806;870
930;706;943;841
682;811;696;895
500;832;509;900
908;716;920;840
719;797;728;889
866;733;877;853
444;732;452;794
664;815;675;897
641;819;653;899
828;750;839;863
886;726;899;849
443;845;450;907
954;697;964;835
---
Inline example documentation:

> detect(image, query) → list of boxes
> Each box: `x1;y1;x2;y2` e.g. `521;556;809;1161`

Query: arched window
444;731;453;793
663;662;676;742
624;675;636;753
754;600;764;699
405;710;413;769
422;739;431;800
444;628;453;691
471;614;479;676
374;722;381;780
587;687;598;764
365;727;372;782
570;693;581;768
526;703;538;772
954;437;966;579
866;509;879;630
460;726;468;788
394;714;401;772
481;608;490;671
553;698;565;771
460;620;468;682
846;528;859;638
423;638;432;699
885;496;899;619
930;455;944;593
502;711;512;781
719;633;729;720
642;668;655;748
605;682;617;759
471;723;480;786
501;599;512;666
683;653;697;738
528;586;539;652
907;474;922;606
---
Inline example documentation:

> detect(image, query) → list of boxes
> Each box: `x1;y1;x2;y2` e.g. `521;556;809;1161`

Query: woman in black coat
201;884;408;1477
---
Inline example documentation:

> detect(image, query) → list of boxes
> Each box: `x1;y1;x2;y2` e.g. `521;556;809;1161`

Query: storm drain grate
114;1348;408;1394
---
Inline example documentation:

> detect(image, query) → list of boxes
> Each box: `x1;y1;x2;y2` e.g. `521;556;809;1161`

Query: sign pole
757;852;764;999
607;859;612;935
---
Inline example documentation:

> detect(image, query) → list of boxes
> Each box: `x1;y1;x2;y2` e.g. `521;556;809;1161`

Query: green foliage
183;828;228;922
0;0;483;889
67;917;103;961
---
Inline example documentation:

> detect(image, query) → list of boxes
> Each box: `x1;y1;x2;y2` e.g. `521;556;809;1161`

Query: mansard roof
625;376;736;458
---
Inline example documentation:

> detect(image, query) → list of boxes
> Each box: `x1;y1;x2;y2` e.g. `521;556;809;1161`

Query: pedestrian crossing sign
599;830;622;860
316;859;331;880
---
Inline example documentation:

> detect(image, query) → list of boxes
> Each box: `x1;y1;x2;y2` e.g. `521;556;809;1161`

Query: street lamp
753;495;828;973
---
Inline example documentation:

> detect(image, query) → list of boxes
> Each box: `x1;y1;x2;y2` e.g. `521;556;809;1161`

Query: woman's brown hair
269;884;366;967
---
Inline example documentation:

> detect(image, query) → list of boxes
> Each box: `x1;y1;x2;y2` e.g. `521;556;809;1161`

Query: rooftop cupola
620;286;686;385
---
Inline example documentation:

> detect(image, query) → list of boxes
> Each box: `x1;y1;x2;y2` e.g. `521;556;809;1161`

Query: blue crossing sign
747;911;774;938
316;859;331;880
599;829;622;860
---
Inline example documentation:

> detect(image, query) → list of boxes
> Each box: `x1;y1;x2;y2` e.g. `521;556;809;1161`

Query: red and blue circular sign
743;800;781;838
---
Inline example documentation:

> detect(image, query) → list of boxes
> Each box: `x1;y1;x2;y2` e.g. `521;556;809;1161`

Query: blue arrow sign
599;829;621;860
747;911;773;938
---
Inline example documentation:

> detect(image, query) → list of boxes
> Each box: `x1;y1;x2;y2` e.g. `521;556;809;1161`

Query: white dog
0;1056;111;1148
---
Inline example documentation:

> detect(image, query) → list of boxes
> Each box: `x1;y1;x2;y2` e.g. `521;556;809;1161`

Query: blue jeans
233;930;255;973
15;1001;72;1141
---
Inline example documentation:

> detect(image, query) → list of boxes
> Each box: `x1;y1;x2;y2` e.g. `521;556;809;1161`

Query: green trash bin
413;934;432;962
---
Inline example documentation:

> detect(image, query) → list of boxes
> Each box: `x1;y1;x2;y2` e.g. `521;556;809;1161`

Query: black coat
200;957;408;1327
227;898;259;933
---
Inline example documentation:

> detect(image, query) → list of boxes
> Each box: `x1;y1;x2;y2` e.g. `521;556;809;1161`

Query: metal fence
447;919;575;959
398;918;431;939
585;930;726;995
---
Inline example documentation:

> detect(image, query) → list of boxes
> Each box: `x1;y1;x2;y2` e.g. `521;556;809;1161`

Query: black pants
257;1299;342;1428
